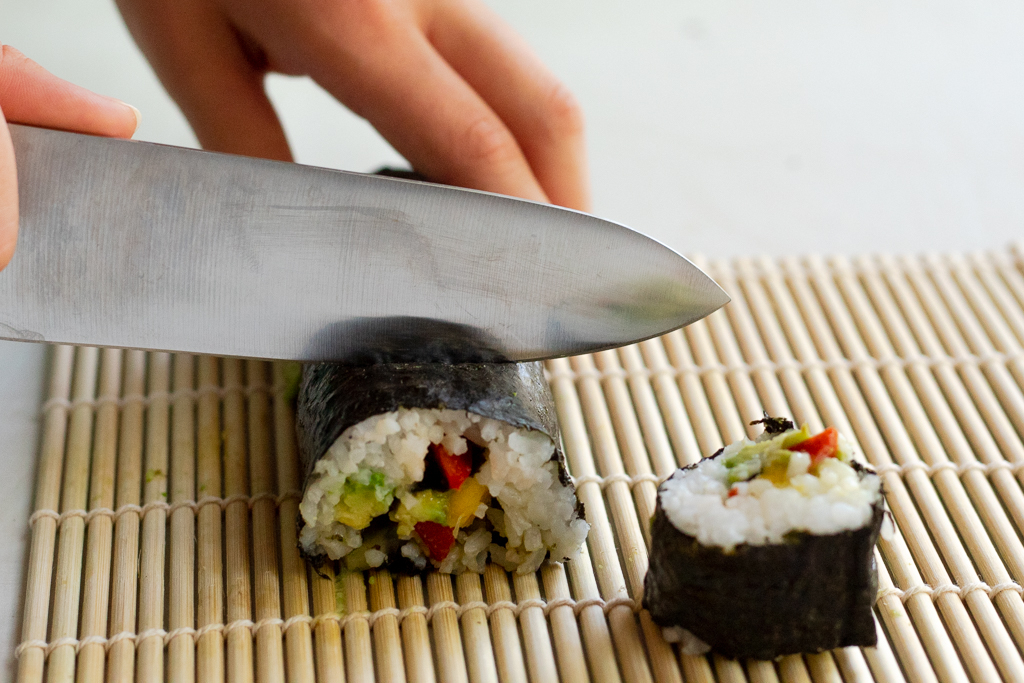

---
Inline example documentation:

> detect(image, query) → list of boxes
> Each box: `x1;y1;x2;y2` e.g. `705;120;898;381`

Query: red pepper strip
790;427;839;468
727;487;739;498
415;521;456;561
431;443;473;490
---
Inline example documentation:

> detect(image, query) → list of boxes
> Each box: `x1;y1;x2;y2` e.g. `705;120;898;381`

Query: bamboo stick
873;547;936;683
708;261;824;431
342;572;375;683
76;348;123;682
635;339;704;468
820;649;872;683
617;345;681;478
659;332;724;459
630;612;680;683
579;352;685;683
454;574;499;683
425;574;467;683
802;651;843;683
17;345;74;683
707;262;795;424
107;350;146;682
569;355;649;597
540;564;590;683
874;499;964;681
196;355;225;683
680;314;748;440
720;261;829;431
712;653;747;683
47;345;99;683
732;257;859;440
738;660;774;683
247;360;286;683
551;357;639;595
272;362;317;683
863;616;909;683
223;358;254;682
547;357;652;683
775;656;810;683
561;542;627;683
168;354;197;682
482;565;528;683
676;652;717;683
368;570;406;683
395;576;434;683
593;350;659;547
136;353;170;683
310;563;346;683
511;573;558;683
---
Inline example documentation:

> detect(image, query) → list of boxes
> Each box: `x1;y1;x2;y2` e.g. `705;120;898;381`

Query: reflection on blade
305;317;509;365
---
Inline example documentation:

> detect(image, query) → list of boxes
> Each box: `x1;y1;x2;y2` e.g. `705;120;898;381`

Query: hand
0;46;140;271
115;0;590;210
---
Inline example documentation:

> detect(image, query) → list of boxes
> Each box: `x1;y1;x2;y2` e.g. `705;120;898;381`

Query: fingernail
116;100;142;133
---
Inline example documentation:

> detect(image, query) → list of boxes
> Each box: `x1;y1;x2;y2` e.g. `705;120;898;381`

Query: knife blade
0;124;728;362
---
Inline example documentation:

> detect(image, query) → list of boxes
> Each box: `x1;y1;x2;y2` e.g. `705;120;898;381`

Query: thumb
0;45;140;137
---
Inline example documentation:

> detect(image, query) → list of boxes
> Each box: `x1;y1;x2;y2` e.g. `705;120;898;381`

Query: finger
0;110;17;270
423;0;590;211
115;0;290;160
295;4;548;201
0;45;139;138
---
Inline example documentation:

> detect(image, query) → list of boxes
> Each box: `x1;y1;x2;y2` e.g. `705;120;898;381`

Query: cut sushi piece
643;417;883;660
296;361;589;574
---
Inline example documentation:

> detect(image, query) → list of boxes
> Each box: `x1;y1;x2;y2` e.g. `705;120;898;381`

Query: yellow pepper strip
447;477;489;530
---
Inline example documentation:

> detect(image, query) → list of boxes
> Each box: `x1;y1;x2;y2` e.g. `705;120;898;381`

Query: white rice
299;408;589;573
659;438;881;551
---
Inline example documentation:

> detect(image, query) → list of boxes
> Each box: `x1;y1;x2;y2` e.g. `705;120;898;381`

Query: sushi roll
296;361;589;574
643;417;883;660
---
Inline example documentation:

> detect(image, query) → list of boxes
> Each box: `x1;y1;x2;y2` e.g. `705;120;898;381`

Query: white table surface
2;0;1023;670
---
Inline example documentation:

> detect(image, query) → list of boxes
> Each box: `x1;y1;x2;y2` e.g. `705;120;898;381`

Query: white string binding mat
14;247;1024;683
26;491;303;529
14;596;643;660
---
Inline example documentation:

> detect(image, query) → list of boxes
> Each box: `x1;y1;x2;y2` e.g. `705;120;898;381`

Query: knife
0;124;728;363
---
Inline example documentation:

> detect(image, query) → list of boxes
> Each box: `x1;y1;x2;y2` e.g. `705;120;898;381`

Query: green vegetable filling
332;470;395;530
392;490;451;537
722;424;849;486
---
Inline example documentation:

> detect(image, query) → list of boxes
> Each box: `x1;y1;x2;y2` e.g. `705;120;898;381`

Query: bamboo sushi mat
15;246;1024;683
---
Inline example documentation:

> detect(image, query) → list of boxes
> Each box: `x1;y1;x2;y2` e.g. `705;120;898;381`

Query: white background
1;0;1023;670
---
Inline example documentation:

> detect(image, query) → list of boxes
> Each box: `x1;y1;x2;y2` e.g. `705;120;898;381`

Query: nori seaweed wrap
296;361;588;574
643;419;883;659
